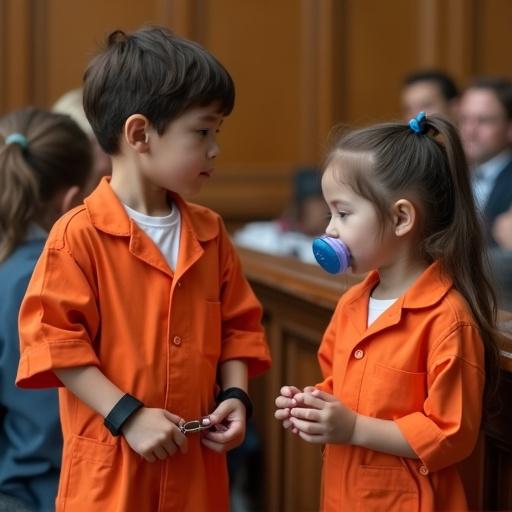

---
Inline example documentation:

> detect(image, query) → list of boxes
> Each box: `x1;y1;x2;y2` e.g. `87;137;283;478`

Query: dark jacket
0;236;62;512
483;157;512;245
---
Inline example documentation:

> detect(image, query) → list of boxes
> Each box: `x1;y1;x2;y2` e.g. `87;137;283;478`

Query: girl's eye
337;211;348;219
197;129;209;137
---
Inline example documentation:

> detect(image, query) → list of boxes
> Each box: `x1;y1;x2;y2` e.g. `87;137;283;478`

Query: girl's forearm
350;414;418;459
55;366;125;417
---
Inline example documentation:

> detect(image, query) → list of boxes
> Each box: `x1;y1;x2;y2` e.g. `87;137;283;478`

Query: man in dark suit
459;77;512;310
459;77;512;246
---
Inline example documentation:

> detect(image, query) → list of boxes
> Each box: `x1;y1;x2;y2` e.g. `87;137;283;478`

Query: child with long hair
275;112;500;511
0;107;92;511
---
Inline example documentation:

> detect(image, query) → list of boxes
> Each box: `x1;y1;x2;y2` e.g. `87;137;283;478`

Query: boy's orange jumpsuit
16;178;271;512
316;262;485;511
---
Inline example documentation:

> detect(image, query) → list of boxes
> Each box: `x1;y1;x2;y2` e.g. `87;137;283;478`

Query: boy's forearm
55;366;125;417
350;414;418;459
219;360;248;391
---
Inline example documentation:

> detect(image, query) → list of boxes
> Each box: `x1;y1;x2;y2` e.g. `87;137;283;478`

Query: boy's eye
337;211;348;219
197;129;209;136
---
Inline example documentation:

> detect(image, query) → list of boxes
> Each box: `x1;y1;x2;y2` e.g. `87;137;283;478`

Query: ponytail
424;117;500;410
0;107;92;262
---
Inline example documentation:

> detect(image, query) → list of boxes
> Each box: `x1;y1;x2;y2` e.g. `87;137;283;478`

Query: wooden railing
239;247;512;512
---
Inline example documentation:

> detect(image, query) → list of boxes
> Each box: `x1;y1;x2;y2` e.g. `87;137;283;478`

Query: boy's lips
200;169;213;177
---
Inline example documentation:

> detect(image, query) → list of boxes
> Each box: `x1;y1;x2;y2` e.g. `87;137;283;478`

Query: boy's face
144;104;224;195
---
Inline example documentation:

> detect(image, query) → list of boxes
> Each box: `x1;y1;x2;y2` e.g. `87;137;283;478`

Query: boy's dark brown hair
83;26;235;155
0;107;92;261
326;115;500;412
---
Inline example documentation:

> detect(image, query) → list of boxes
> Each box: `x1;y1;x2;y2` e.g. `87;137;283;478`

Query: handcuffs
179;416;213;435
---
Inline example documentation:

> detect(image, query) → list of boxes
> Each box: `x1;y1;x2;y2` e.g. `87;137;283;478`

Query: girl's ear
392;198;416;237
124;114;150;153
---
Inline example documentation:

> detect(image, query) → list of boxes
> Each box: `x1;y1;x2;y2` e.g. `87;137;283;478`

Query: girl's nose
325;219;338;238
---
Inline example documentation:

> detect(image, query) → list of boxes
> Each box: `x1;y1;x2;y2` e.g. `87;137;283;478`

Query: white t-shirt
123;202;181;271
367;296;397;327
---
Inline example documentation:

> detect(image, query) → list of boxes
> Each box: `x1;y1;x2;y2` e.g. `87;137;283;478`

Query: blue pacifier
312;236;351;274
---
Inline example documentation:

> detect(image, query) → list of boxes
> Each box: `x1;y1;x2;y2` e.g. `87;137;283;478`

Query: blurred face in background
402;81;456;121
459;88;512;166
298;195;327;236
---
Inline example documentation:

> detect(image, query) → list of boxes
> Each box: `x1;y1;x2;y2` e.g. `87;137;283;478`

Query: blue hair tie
5;133;29;150
408;111;427;134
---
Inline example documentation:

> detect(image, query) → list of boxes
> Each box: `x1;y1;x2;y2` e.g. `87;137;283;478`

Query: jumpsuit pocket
367;363;427;418
356;465;419;512
58;435;118;507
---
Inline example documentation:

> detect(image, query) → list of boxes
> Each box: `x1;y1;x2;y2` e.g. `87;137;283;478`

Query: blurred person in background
459;77;512;310
0;108;92;511
401;70;460;122
234;167;325;263
459;76;512;243
53;88;111;195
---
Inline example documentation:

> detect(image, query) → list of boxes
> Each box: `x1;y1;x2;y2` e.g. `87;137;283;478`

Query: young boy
16;26;271;511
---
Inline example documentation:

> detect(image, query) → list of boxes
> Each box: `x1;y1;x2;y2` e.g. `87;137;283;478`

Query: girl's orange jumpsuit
16;178;271;512
316;262;485;511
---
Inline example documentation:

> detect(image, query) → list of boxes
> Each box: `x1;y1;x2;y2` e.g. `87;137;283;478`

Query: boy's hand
121;408;188;462
288;389;357;444
201;399;246;452
274;385;302;429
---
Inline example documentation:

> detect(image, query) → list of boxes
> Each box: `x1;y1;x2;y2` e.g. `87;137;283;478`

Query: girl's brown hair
327;115;500;409
0;107;92;262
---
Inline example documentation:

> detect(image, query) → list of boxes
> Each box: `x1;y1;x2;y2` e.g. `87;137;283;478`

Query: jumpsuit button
177;281;182;287
173;336;182;346
419;465;429;476
354;349;364;359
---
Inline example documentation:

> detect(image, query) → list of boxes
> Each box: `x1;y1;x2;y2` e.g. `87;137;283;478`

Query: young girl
275;112;500;511
0;108;92;511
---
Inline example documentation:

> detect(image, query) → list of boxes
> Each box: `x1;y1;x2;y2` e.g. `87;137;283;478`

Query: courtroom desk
238;247;512;512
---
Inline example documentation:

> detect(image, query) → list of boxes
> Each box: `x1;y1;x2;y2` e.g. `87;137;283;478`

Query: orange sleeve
217;226;271;378
315;301;342;393
16;247;100;389
395;323;485;472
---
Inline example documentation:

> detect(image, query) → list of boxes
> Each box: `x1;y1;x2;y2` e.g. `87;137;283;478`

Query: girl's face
321;165;395;274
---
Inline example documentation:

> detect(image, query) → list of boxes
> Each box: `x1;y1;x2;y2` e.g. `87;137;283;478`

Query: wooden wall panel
0;0;511;222
340;0;419;124
190;0;341;220
40;0;167;106
0;0;33;111
475;0;512;79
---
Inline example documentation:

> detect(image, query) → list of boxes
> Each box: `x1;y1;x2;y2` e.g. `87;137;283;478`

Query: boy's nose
207;142;219;159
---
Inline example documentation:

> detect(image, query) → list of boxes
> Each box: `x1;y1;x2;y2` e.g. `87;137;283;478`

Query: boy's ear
391;198;416;237
124;114;150;153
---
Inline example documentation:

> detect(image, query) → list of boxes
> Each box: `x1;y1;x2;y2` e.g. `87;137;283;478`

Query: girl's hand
201;398;246;452
274;385;302;429
289;389;357;444
121;407;187;462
